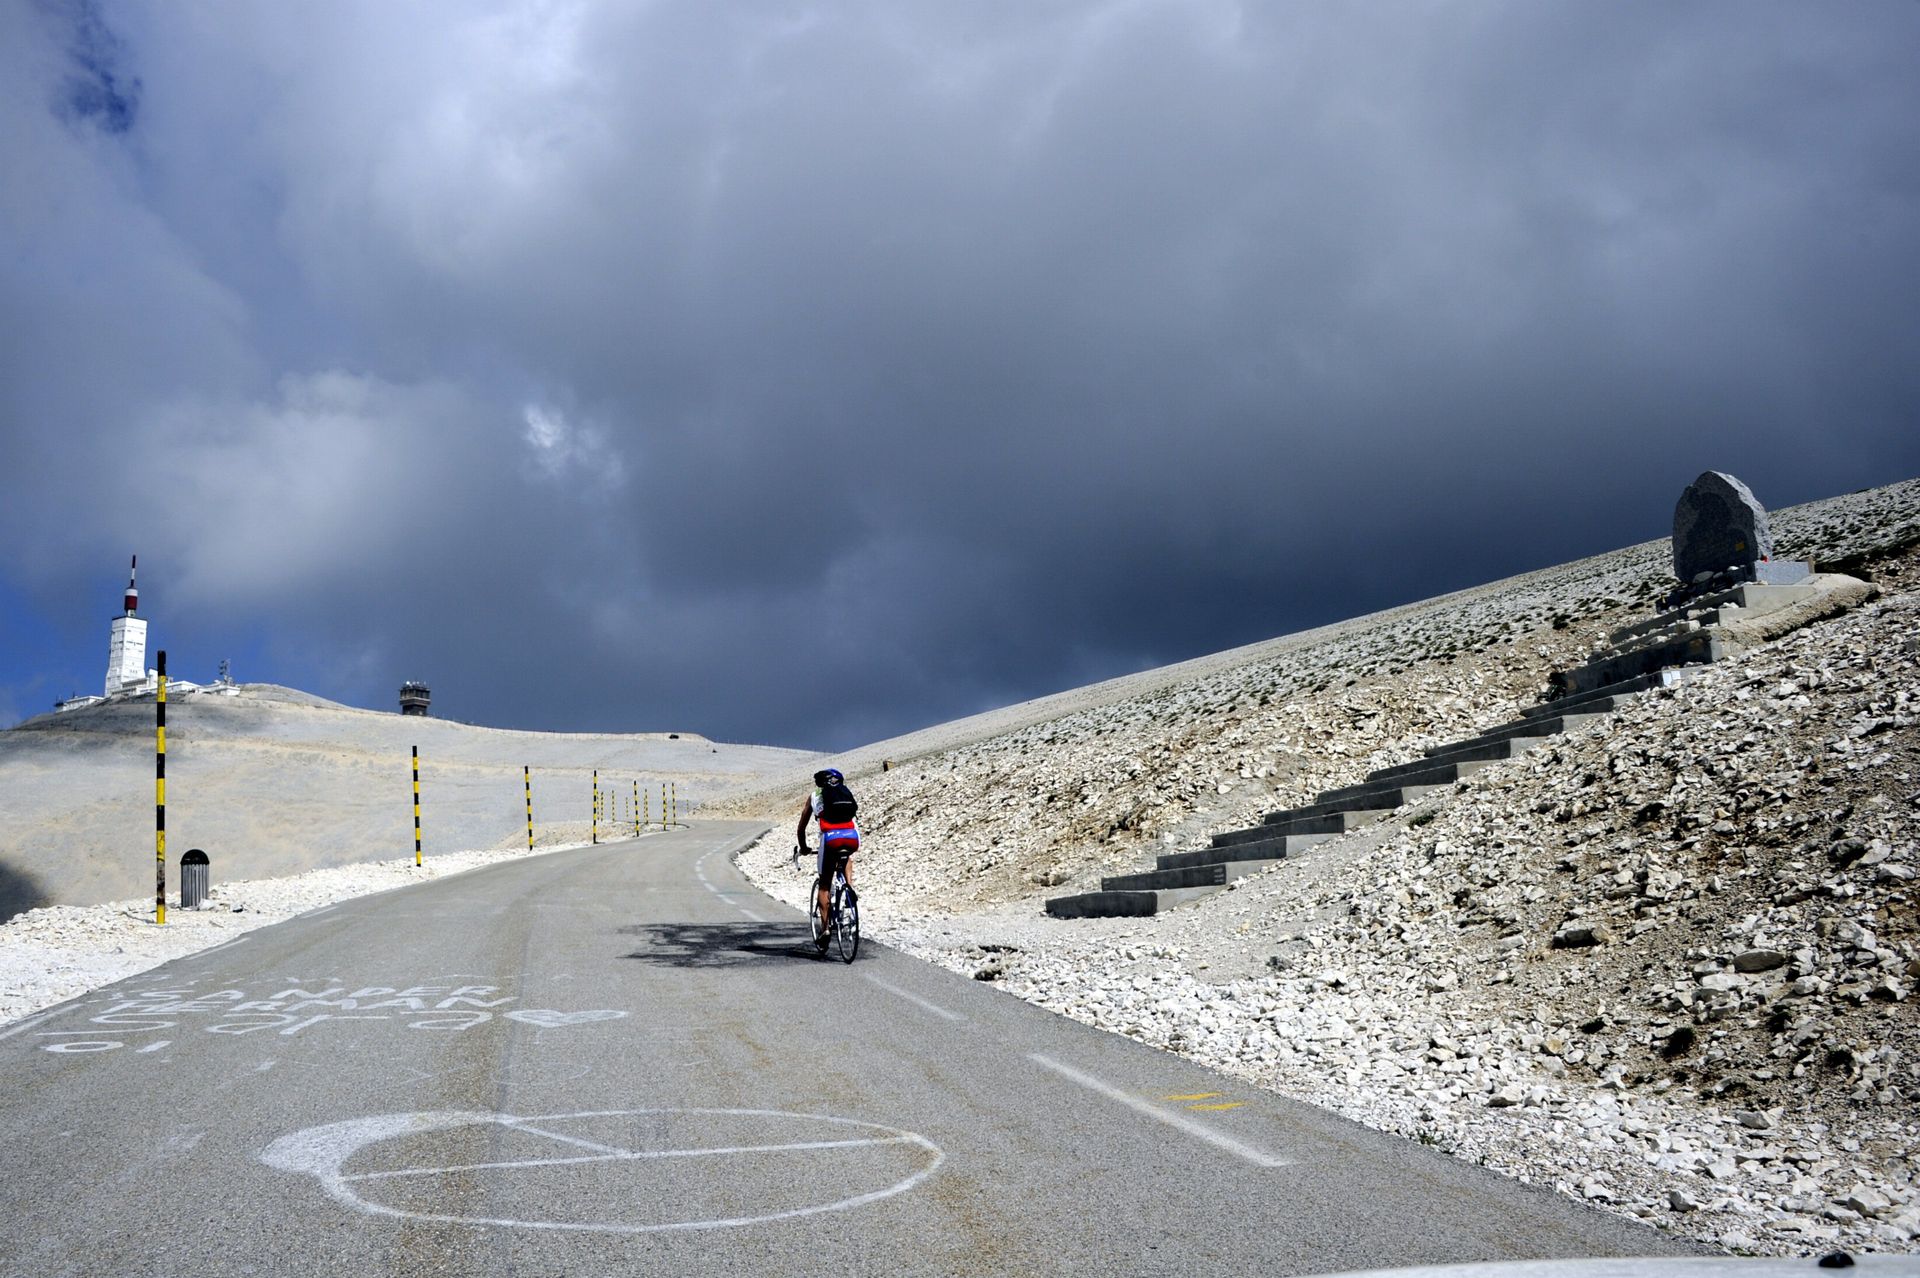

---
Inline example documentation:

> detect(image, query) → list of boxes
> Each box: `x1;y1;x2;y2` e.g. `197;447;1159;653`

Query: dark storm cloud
3;2;1917;748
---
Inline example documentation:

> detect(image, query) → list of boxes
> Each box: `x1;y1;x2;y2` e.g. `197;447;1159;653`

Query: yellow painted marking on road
1163;1093;1220;1102
1188;1101;1246;1112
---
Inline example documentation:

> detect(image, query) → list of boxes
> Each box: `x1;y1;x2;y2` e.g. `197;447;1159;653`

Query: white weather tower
104;555;148;696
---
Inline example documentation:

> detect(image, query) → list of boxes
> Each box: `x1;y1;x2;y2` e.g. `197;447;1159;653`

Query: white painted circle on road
262;1108;943;1233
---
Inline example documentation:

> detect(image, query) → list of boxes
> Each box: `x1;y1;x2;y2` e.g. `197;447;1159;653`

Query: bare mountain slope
0;685;811;918
731;475;1920;1253
726;478;1918;910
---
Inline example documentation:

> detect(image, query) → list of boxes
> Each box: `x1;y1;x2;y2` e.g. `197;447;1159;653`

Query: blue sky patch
48;0;139;135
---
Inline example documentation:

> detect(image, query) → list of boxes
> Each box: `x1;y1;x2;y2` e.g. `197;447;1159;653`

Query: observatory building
105;556;148;696
54;557;231;712
399;682;431;716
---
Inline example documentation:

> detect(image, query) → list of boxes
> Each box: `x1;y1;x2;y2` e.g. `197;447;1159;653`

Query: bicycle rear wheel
833;877;859;963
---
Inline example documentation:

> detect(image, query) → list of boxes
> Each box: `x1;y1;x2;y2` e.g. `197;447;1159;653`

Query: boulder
1673;471;1772;583
1552;922;1609;949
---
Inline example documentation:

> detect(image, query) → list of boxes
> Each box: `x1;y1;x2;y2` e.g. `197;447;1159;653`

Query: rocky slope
732;476;1920;1256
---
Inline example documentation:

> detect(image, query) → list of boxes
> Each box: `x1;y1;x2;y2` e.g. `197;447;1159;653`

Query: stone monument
1669;471;1810;602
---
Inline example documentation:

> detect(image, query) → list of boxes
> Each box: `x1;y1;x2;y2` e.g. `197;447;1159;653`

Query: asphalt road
0;822;1704;1277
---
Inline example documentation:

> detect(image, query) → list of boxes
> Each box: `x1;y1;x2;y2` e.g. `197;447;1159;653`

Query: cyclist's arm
795;799;813;847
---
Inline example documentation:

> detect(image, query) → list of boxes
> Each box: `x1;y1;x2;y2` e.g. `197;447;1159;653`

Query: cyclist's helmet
813;768;843;787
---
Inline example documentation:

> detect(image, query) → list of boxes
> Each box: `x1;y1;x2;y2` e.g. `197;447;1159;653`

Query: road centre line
1026;1054;1293;1169
693;850;767;923
863;975;964;1022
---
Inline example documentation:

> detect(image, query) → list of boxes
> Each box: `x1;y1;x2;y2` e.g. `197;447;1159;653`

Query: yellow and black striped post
525;766;534;852
412;746;422;866
661;782;667;830
632;780;639;837
671;781;678;828
592;770;599;845
155;650;167;925
643;786;650;832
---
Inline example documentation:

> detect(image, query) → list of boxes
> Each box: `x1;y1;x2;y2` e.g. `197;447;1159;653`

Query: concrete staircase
1551;581;1825;699
1043;679;1650;919
1043;572;1863;919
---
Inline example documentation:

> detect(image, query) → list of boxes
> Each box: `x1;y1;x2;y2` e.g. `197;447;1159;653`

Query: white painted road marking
262;1108;945;1233
862;975;964;1022
0;1009;63;1043
1026;1054;1293;1169
694;850;770;924
22;983;629;1053
346;1135;915;1180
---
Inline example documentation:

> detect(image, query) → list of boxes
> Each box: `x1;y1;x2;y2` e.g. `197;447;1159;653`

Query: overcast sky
2;1;1916;749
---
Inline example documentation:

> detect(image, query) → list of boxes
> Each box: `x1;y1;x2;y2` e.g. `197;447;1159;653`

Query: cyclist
796;767;859;948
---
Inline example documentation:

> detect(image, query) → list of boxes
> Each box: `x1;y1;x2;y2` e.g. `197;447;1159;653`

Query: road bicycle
793;842;860;963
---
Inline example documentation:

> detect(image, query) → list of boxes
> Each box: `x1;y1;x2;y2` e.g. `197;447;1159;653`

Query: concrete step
1365;735;1541;784
1212;822;1293;849
1311;762;1493;808
1262;786;1427;824
1525;665;1701;719
1159;832;1332;870
1255;807;1393;839
1608;581;1821;646
1102;858;1282;893
1045;885;1223;918
1550;628;1721;699
1273;782;1452;822
1520;673;1665;719
1419;711;1610;758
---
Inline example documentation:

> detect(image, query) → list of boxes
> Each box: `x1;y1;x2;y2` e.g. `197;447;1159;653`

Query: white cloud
523;403;569;464
519;402;626;490
3;1;1917;747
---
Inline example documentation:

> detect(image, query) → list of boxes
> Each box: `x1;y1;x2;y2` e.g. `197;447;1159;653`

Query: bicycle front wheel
834;882;859;963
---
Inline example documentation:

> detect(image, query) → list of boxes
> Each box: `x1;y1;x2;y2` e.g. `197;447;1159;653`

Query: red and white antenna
124;555;138;615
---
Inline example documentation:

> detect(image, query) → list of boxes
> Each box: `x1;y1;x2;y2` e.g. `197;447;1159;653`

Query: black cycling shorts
815;844;853;890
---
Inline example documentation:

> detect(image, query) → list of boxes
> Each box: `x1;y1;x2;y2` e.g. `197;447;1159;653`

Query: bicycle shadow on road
618;920;837;969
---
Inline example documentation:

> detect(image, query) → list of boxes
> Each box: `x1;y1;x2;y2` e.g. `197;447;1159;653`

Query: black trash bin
181;849;210;910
